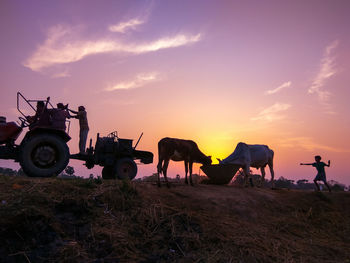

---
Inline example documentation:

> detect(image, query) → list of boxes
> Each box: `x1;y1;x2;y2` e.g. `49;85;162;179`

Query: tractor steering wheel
107;131;119;139
19;116;30;128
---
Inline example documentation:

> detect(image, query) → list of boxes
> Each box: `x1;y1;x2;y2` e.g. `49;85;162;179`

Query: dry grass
0;175;349;262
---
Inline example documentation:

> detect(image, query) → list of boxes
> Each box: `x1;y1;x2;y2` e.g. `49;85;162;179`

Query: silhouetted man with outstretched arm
300;155;331;192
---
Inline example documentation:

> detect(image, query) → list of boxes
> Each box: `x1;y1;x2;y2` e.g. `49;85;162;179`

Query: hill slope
0;176;349;262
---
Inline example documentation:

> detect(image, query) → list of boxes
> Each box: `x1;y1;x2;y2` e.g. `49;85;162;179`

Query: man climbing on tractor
69;106;89;154
51;103;71;131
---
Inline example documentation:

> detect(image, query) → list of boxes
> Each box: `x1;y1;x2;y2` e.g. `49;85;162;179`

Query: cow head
216;158;223;164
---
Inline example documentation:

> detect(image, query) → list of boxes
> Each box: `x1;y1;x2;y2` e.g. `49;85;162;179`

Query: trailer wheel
19;134;69;177
114;158;137;180
102;166;115;179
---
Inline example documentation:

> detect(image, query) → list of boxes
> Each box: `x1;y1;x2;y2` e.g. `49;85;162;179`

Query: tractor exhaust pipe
133;132;143;150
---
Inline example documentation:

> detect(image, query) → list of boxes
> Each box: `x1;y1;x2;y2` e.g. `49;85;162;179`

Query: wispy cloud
109;18;145;33
278;136;349;153
23;25;202;72
308;40;338;113
109;2;153;33
251;103;291;121
51;69;71;78
127;33;201;53
105;72;161;91
266;81;291;95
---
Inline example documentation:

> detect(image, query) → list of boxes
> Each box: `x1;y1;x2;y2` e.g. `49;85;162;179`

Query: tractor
71;131;153;180
0;92;71;177
0;92;153;179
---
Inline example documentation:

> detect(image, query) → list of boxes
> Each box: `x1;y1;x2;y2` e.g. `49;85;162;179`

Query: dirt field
0;175;349;262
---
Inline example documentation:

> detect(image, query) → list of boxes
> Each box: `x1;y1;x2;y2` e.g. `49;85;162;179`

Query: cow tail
270;149;274;167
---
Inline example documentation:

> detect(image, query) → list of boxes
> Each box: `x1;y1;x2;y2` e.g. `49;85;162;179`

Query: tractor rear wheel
19;134;69;177
114;158;137;180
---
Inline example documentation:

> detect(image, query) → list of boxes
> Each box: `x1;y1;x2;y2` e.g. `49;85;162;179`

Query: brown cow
157;137;212;187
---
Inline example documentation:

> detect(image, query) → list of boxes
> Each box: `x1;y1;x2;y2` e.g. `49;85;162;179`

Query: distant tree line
139;173;207;184
232;173;348;191
0;167;25;177
0;166;99;179
0;166;348;191
140;172;348;191
273;176;348;191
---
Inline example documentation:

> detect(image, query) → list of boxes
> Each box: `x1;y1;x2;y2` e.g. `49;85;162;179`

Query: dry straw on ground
0;175;349;262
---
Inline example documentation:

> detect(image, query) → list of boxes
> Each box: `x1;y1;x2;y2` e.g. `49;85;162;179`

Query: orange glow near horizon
1;1;350;185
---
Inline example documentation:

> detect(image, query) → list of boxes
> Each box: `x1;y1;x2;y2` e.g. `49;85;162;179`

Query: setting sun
1;0;350;185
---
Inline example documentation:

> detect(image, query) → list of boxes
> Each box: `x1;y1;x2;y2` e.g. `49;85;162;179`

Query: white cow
218;142;275;187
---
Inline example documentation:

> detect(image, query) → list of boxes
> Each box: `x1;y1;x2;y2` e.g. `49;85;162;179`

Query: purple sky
1;0;350;184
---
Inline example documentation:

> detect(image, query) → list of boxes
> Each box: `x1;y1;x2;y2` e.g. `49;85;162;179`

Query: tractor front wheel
19;134;69;177
114;158;137;180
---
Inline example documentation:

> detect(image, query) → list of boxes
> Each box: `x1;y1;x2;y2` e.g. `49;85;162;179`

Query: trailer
71;131;153;180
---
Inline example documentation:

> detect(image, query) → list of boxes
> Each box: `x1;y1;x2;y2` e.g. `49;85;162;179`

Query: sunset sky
1;0;350;184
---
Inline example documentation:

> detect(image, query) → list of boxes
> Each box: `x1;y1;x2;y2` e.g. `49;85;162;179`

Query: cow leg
242;168;248;187
157;158;163;187
243;167;253;187
189;161;194;186
259;166;266;188
184;160;189;184
162;159;170;188
268;161;275;188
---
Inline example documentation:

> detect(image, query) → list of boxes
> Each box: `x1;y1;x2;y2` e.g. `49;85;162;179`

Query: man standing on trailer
69;106;89;154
